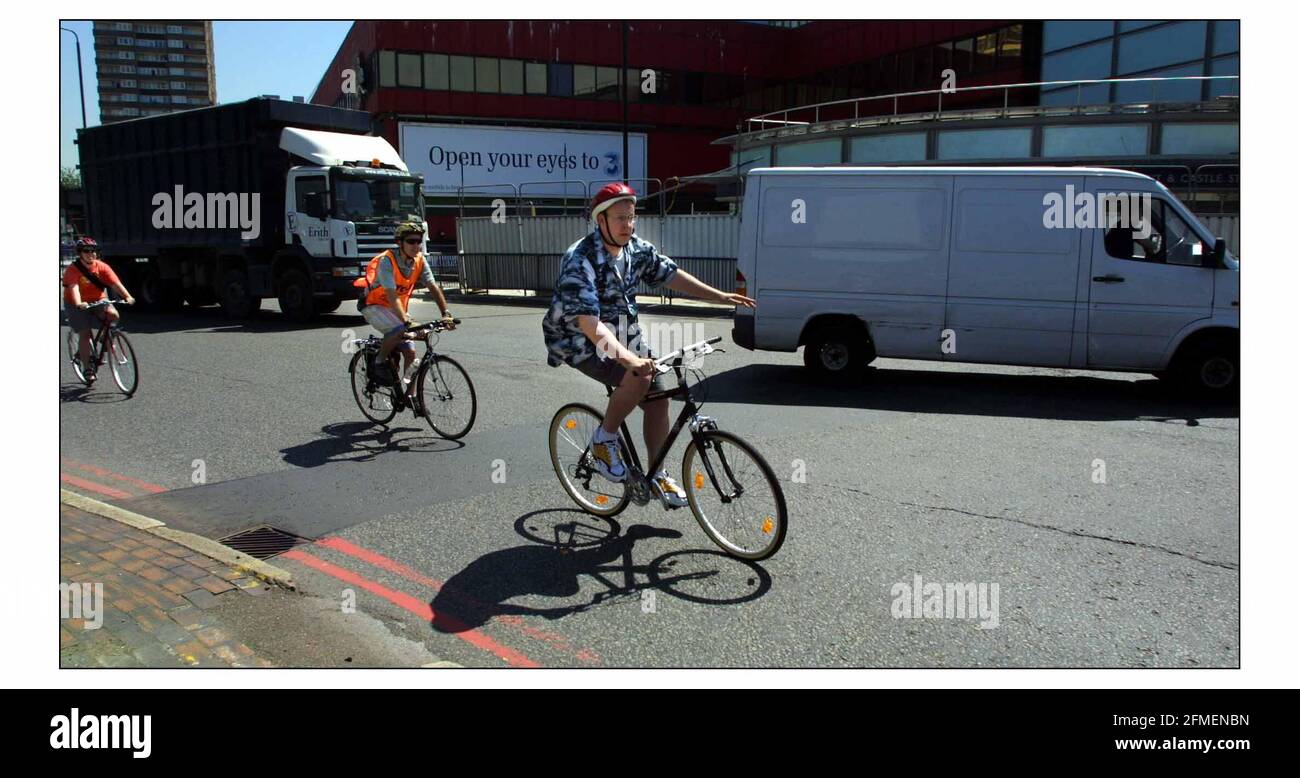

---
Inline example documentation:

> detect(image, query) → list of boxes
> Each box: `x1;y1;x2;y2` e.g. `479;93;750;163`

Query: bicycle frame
74;305;121;370
607;365;744;503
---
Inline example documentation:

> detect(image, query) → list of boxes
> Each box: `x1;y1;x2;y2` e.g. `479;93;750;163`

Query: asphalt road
59;295;1240;668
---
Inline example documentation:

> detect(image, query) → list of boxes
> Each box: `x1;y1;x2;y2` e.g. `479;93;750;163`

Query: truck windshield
332;173;425;222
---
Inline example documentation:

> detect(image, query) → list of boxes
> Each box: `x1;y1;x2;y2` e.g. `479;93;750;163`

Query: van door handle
1092;274;1125;283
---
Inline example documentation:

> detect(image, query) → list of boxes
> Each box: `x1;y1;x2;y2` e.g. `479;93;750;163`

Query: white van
731;166;1239;394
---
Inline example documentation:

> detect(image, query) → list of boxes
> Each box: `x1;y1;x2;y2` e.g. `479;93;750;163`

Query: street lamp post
60;27;87;129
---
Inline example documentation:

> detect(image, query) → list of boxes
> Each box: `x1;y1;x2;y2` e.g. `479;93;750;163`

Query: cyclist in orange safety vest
355;222;455;392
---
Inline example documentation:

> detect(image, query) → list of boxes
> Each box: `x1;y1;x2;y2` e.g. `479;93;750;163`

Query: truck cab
279;128;428;316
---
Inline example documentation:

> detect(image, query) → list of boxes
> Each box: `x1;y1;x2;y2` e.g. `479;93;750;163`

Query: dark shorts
573;355;668;399
66;304;109;333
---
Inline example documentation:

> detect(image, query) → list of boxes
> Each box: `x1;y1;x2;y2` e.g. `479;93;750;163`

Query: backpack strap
73;257;109;292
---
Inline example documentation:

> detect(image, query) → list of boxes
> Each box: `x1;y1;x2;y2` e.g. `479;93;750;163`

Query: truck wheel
138;268;184;313
1174;336;1238;397
277;269;317;322
316;296;344;314
803;325;870;383
184;286;218;308
218;268;260;319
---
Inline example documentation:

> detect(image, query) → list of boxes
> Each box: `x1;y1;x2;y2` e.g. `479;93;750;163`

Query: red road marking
60;473;132;500
314;537;600;664
281;548;541;669
61;458;166;494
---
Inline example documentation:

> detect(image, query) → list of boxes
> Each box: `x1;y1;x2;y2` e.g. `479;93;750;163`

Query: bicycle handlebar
406;318;461;335
653;336;723;373
82;299;130;308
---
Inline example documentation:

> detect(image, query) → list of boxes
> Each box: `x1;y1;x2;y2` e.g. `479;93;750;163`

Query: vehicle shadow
104;307;365;335
428;508;772;635
701;362;1238;423
279;421;463;467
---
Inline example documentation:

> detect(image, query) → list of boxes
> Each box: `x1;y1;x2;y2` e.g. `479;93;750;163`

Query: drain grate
219;525;312;560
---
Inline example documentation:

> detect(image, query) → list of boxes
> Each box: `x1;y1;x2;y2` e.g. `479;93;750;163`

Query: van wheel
218;268;260;319
1174;337;1238;396
803;326;870;382
277;269;317;322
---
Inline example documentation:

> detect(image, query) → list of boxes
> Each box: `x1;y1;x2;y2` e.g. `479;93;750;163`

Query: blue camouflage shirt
543;228;679;367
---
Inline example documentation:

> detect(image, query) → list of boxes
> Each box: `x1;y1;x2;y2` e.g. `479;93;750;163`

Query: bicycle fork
689;421;745;504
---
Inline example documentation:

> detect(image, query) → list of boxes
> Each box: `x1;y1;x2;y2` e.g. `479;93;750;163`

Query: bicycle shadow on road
428;508;772;634
702;363;1238;424
59;382;130;404
279;421;463;468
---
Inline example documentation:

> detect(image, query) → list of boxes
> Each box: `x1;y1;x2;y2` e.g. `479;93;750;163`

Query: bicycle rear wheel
416;354;477;440
350;350;398;425
549;403;630;518
682;430;787;560
66;329;87;384
106;331;139;396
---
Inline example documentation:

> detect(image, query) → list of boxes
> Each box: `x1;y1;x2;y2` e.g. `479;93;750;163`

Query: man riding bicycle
356;222;456;398
543;183;756;506
62;237;135;384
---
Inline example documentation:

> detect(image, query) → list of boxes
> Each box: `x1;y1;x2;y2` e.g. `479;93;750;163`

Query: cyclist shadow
429;508;773;634
279;421;463;468
59;382;130;404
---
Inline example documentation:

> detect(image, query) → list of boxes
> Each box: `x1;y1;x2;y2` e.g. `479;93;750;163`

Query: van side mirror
302;192;328;219
1211;237;1226;265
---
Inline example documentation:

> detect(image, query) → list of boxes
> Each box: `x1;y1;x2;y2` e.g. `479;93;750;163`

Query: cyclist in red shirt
63;237;135;382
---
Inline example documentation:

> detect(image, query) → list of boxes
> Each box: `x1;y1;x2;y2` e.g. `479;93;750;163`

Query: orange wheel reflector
565;419;577;430
694;472;705;489
762;517;774;534
595;495;609;505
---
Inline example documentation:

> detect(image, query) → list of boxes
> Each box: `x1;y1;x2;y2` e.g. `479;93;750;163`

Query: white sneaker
653;471;689;508
588;432;627;483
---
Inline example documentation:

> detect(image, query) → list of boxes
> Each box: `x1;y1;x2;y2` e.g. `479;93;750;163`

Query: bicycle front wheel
66;329;87;384
682;430;788;560
416;355;477;440
549;403;630;518
350;350;398;425
106;331;139;396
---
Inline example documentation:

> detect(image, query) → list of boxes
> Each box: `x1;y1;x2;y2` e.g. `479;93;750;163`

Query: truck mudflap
732;314;755;350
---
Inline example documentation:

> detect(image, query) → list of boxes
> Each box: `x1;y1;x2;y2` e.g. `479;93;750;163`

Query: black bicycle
348;319;478;440
548;336;788;560
65;299;138;396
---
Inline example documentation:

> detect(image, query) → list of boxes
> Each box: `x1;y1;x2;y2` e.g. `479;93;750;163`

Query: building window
168;39;184;48
1210;56;1239;98
936;127;1033;160
167;53;184;62
113;22;132;31
1042;125;1150;158
999;25;1023;67
500;59;523;94
526;62;547;94
1161;123;1238;156
424;53;449;90
1116;21;1208;75
847;133;926;163
1041;39;1113;83
573;64;595;97
116;37;134;46
475;57;499;93
167;25;183;34
397;52;422;87
1212;21;1239;56
974;32;998;72
774;138;840;165
1115;63;1202;102
1042;21;1114;53
378;50;396;88
594;66;619;100
449;55;474;91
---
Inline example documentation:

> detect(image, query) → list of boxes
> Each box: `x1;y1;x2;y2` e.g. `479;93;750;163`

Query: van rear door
945;175;1084;366
753;173;951;357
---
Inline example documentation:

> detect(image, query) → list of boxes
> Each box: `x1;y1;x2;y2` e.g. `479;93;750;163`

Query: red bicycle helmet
76;236;99;251
590;182;637;221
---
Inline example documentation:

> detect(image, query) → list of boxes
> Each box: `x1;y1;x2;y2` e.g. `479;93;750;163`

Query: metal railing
457;253;736;300
738;75;1240;142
